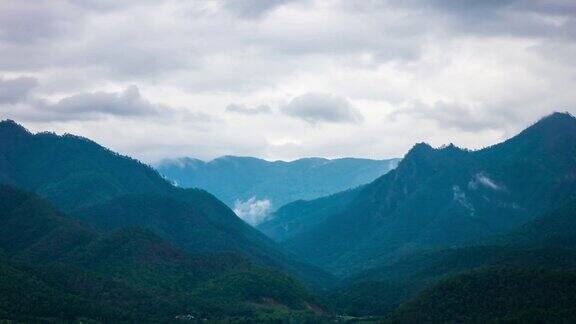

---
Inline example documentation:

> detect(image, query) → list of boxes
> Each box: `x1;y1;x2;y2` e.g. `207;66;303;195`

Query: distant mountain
278;112;576;276
156;155;399;222
0;120;333;287
0;185;323;322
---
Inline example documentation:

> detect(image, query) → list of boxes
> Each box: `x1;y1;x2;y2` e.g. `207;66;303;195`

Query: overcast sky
0;0;575;163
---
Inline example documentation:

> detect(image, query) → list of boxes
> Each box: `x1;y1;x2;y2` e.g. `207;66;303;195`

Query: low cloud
0;76;38;104
226;103;272;115
52;85;157;117
0;80;214;123
468;173;504;191
281;92;363;125
452;185;475;214
233;197;272;225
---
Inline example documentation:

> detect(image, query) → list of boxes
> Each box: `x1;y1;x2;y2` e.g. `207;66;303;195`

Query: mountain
0;185;324;322
279;112;576;276
156;155;399;217
332;192;576;317
386;268;576;323
504;198;576;248
0;120;333;287
333;245;576;317
257;187;363;242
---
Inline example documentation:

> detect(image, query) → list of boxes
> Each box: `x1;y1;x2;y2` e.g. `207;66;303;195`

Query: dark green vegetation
253;112;576;322
0;119;332;287
0;120;335;321
157;155;399;209
0;185;323;322
333;244;576;318
258;187;363;241
504;198;576;248
3;113;576;323
387;268;576;323
327;193;576;321
277;112;576;276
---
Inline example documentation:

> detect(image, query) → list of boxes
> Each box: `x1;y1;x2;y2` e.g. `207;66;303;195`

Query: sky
0;0;575;164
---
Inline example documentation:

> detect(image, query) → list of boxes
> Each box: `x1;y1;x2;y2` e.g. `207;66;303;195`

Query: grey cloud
222;0;294;18
72;0;158;12
52;85;157;117
2;84;215;123
416;0;576;17
1;0;574;92
0;1;71;44
394;101;521;132
0;0;426;89
0;76;38;104
390;0;576;40
226;103;272;115
282;93;363;124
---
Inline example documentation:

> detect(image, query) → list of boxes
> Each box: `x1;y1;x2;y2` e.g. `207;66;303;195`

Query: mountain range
0;185;322;322
0;119;343;323
0;120;332;288
266;112;576;276
2;112;576;322
333;195;576;321
156;155;399;223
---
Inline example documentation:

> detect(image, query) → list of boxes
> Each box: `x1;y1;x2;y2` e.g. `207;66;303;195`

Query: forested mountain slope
257;187;363;241
386;268;576;323
0;120;332;287
0;185;323;322
281;112;576;276
333;192;576;317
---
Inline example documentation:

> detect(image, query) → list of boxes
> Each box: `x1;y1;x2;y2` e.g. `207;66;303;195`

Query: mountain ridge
279;112;576;276
157;154;400;215
0;185;323;321
0;120;334;287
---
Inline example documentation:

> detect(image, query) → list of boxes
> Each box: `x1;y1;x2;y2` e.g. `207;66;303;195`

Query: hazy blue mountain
0;185;323;322
156;155;400;222
0;120;333;287
280;112;576;276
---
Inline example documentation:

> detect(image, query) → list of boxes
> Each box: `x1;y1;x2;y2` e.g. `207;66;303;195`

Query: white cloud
233;197;272;225
452;185;475;214
469;173;504;191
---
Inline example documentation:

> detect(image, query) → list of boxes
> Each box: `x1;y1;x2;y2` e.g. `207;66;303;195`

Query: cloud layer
0;0;574;163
